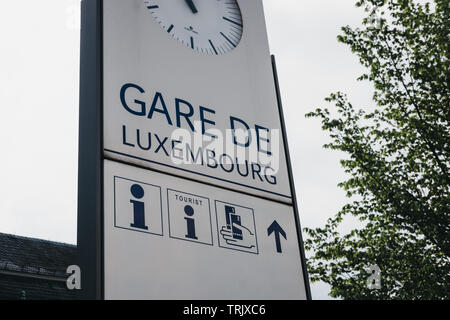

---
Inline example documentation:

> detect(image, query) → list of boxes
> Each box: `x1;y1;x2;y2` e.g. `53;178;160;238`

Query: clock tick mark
223;16;242;27
220;32;237;48
209;40;218;55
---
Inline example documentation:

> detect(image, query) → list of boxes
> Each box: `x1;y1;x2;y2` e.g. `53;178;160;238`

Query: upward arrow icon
267;220;287;253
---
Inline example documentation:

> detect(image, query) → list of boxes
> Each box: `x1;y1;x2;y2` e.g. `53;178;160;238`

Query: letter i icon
130;184;148;230
184;205;198;240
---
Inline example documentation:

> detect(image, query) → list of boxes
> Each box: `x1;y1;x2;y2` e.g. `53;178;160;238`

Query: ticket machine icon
216;201;258;254
224;205;243;240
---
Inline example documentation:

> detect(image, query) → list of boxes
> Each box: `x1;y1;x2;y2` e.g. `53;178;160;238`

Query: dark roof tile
0;233;76;276
0;233;78;300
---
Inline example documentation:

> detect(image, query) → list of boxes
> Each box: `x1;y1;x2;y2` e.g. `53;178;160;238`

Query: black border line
104;148;292;200
272;55;312;300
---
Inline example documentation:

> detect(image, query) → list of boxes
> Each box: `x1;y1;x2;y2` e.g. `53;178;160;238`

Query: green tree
304;0;449;299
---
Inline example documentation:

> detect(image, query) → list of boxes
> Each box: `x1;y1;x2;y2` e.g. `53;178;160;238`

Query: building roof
0;233;77;300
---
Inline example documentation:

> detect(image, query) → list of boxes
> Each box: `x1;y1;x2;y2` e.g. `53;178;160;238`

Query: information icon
167;189;213;246
114;176;163;236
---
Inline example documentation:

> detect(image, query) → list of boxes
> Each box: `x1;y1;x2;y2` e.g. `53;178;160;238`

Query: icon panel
114;176;163;236
215;200;258;254
167;189;213;246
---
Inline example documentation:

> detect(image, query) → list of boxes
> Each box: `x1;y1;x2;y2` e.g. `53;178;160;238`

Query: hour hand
185;0;198;14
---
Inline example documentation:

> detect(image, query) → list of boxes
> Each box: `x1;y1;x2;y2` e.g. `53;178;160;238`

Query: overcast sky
0;0;374;299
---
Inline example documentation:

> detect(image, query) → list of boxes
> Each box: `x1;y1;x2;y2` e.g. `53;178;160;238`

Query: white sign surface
104;160;307;299
103;0;293;204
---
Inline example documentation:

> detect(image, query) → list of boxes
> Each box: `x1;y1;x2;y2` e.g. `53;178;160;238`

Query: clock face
143;0;243;55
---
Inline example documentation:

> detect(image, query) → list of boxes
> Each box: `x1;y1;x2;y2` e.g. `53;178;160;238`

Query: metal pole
76;0;104;300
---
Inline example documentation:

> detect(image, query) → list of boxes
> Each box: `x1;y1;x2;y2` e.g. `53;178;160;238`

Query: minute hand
185;0;198;14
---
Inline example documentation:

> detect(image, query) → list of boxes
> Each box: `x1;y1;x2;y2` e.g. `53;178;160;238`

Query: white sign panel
104;160;307;299
103;0;293;204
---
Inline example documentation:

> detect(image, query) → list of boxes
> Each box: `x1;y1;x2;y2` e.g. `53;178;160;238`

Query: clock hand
185;0;198;14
